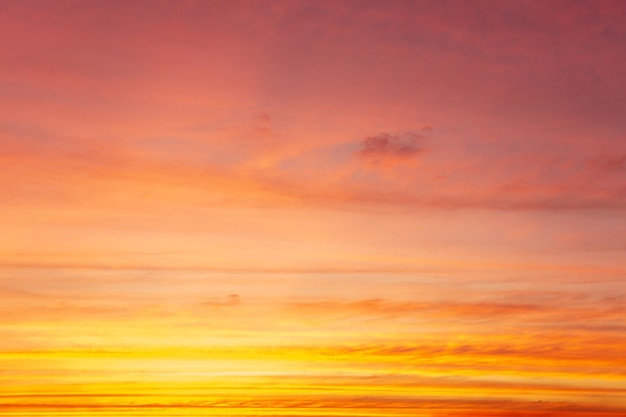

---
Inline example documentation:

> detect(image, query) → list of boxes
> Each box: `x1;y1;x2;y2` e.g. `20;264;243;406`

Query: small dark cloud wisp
358;131;426;161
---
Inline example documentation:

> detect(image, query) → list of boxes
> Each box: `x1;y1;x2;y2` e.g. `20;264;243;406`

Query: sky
1;0;625;416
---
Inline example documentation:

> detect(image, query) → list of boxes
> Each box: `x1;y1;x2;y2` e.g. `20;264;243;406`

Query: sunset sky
1;0;625;416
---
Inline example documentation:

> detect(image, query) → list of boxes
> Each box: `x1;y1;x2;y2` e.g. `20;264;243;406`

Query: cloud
201;294;241;308
287;298;546;321
225;294;241;306
357;131;426;162
591;154;626;173
285;296;626;330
